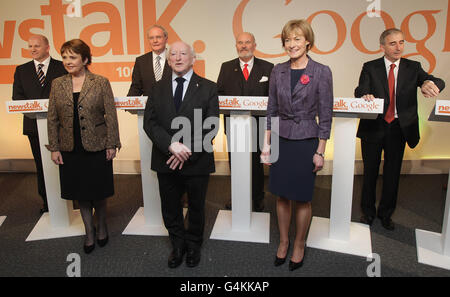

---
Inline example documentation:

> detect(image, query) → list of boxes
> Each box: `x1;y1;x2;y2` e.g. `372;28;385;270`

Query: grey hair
147;25;168;38
380;28;403;45
169;41;196;58
236;32;256;43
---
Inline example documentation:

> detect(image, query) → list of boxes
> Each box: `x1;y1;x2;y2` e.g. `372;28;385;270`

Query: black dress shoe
360;215;375;226
274;241;290;267
379;217;395;230
186;248;201;268
39;206;49;214
168;248;185;268
253;200;264;212
289;246;306;271
225;201;231;210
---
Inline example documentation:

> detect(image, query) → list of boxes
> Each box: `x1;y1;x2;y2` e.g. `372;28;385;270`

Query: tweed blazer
266;57;333;140
46;71;121;152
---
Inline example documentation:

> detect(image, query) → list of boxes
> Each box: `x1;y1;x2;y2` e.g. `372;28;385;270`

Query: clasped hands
51;148;117;165
167;142;192;170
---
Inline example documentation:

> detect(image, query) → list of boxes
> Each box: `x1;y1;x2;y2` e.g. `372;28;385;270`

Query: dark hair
60;39;92;67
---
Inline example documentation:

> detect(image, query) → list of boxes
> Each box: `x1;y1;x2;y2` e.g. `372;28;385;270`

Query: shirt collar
154;50;166;61
34;56;51;68
384;56;400;70
172;68;194;83
239;57;254;68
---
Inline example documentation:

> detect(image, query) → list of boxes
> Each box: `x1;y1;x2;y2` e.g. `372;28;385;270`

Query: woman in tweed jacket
47;39;121;254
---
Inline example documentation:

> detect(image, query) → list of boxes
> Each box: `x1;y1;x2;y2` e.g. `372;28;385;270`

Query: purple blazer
266;57;333;140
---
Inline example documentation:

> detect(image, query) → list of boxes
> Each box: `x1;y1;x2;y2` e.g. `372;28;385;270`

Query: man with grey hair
144;41;219;268
128;25;171;96
12;34;67;214
217;32;274;212
355;28;445;230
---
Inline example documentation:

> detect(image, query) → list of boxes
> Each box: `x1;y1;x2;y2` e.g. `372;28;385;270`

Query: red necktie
384;63;396;123
243;63;249;81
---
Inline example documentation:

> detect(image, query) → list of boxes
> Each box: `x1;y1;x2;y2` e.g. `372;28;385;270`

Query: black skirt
269;137;318;202
58;92;114;201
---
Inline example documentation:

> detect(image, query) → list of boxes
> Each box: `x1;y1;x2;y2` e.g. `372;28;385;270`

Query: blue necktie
174;77;185;112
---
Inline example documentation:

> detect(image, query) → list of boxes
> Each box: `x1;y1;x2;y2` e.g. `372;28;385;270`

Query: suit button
80;116;84;120
81;127;86;130
79;105;83;110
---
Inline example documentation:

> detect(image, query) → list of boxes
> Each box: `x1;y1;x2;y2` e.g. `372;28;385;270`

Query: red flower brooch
300;74;310;85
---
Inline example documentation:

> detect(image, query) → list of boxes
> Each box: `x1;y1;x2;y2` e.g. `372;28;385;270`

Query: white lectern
307;98;383;257
6;100;84;241
0;216;5;227
116;97;168;236
415;99;450;270
210;96;270;243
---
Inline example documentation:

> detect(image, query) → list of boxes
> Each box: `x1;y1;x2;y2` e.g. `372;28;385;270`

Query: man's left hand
421;80;440;98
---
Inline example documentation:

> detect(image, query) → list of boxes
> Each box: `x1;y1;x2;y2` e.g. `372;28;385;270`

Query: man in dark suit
12;34;67;214
144;41;219;268
355;28;445;230
128;25;171;96
217;32;274;212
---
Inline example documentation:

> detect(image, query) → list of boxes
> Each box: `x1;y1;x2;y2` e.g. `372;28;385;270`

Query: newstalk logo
438;105;450;114
219;97;241;109
7;101;43;112
114;98;144;109
333;99;348;111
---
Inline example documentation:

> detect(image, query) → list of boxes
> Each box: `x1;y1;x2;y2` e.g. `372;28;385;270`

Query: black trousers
157;173;210;250
27;135;47;206
224;115;265;204
361;120;406;219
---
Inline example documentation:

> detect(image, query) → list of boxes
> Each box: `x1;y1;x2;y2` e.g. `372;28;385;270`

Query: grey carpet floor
0;172;449;277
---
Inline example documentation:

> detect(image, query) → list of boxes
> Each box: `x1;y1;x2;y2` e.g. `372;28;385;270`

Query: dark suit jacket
143;71;219;175
266;57;334;140
12;58;67;135
217;57;273;98
355;57;445;148
47;71;121;152
127;51;172;96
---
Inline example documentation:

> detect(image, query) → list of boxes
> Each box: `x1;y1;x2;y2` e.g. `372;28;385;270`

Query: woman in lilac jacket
261;19;333;271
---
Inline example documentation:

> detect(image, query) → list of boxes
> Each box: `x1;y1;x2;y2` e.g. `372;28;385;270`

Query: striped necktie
154;55;162;81
37;64;45;87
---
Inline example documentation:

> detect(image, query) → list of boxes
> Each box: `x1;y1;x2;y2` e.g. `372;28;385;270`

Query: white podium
0;216;6;227
415;100;450;270
210;96;270;243
116;97;168;236
307;98;383;257
6;100;84;241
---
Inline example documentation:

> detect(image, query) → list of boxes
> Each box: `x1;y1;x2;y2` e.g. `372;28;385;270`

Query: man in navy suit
12;34;67;213
217;32;274;212
144;41;219;268
355;28;445;230
128;25;171;96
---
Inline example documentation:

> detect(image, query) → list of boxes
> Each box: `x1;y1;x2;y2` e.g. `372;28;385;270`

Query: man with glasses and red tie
217;32;274;212
12;34;66;214
355;28;445;230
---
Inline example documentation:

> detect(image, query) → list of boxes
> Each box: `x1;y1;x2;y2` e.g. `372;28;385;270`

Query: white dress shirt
239;57;254;75
33;56;51;76
171;69;194;101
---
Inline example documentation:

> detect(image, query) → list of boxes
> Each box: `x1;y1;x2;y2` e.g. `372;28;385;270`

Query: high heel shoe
83;228;96;254
274;241;290;267
289;246;306;271
97;235;109;247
